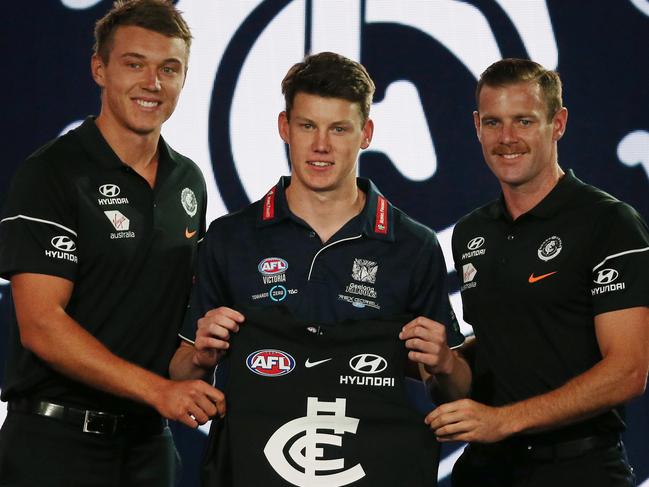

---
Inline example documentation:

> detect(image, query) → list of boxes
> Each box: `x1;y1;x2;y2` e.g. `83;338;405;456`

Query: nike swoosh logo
528;271;557;283
185;228;197;239
305;358;332;368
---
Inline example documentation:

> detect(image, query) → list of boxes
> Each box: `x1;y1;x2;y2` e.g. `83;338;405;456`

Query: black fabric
0;412;179;487
8;399;166;436
452;440;635;487
452;170;649;438
0;117;207;414
202;306;438;487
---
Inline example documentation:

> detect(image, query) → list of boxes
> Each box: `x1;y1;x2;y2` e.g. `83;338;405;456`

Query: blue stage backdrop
1;1;648;486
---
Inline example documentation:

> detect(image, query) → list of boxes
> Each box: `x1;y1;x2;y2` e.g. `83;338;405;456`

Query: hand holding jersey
170;52;470;486
193;307;245;369
438;58;649;486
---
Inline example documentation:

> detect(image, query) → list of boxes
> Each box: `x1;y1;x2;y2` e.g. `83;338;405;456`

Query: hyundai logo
99;184;120;197
51;236;76;252
349;354;388;374
467;237;485;250
594;268;619;285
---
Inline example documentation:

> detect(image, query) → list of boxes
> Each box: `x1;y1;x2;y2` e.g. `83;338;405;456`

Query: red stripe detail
262;187;276;221
374;195;388;234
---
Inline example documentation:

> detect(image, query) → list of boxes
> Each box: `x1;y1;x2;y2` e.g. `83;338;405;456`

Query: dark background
1;1;647;485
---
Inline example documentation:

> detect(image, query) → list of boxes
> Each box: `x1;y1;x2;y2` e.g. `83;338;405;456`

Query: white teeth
310;161;332;167
136;100;158;108
502;153;522;159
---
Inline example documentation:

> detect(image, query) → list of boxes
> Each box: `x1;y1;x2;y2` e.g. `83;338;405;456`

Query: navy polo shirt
452;170;649;436
181;177;463;348
0;117;207;414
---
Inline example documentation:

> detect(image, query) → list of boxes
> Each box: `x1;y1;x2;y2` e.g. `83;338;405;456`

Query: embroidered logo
97;184;129;205
374;195;388;234
99;184;120;197
528;271;557;284
537;236;562;261
181;188;198;217
351;258;377;284
262;186;276;220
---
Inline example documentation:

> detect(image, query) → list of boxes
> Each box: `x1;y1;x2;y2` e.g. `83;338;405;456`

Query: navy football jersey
202;305;438;487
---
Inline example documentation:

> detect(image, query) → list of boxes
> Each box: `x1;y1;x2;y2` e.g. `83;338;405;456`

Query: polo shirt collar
489;169;581;221
257;177;396;242
74;116;178;172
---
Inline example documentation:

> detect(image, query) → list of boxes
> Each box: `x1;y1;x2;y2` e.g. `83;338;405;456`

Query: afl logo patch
181;188;198;217
246;350;295;377
537;236;562;262
258;257;288;275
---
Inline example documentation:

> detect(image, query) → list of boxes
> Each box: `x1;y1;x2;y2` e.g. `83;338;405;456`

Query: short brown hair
281;52;375;123
94;0;192;64
476;58;563;121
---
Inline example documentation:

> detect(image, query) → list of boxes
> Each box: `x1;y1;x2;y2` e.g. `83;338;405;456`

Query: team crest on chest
181;188;198;217
352;258;378;284
339;259;380;310
537;236;562;261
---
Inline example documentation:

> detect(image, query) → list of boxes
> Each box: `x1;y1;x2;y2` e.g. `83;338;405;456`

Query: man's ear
278;111;290;144
91;54;106;88
360;118;374;149
552;107;568;141
473;111;482;142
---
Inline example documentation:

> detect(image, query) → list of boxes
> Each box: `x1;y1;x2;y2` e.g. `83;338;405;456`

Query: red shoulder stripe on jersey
262;187;276;221
374;195;388;234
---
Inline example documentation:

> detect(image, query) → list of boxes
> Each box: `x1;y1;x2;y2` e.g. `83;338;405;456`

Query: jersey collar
257;177;395;242
74;116;178;172
490;169;581;221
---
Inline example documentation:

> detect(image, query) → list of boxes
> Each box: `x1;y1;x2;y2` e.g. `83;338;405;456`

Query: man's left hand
425;399;511;443
399;316;454;375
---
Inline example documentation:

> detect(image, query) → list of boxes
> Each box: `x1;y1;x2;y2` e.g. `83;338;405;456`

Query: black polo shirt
181;177;463;349
452;170;649;435
0;117;207;414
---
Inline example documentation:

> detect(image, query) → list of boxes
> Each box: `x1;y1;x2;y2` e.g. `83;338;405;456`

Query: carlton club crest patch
537;236;562;261
181;188;198;217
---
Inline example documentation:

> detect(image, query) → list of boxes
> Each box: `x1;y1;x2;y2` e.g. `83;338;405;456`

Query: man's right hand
192;307;245;370
154;378;226;429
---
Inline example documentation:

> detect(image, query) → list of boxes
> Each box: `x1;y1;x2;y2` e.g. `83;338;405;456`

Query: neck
502;164;564;220
95;114;160;188
286;182;366;243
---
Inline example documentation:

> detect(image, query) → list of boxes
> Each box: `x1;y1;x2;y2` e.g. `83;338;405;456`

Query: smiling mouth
308;161;334;167
135;99;160;108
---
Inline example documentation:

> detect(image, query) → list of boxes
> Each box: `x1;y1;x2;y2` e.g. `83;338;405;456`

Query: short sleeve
410;230;465;349
178;222;231;343
590;202;649;315
0;156;78;281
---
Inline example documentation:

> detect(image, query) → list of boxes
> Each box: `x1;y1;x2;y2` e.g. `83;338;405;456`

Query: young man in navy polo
171;52;471;485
